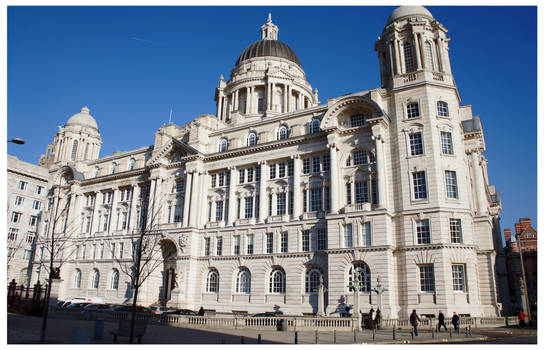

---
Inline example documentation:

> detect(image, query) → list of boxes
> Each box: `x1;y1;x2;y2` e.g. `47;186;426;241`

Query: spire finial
268;13;272;23
261;13;279;40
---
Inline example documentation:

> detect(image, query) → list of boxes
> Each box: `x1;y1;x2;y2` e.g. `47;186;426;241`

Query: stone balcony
393;70;453;88
344;202;372;213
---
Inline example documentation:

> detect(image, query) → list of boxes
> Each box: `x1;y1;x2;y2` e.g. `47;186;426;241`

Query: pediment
148;137;199;167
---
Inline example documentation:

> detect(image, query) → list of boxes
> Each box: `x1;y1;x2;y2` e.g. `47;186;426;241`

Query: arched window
236;268;251;294
269;267;286;294
277;125;289;140
110;269;119;290
246;132;257;147
127;158;135;171
71;140;78;161
424;41;434;70
91;269;100;289
437;101;449;117
110;162;117;174
305;267;322;293
348;262;371;292
219;138;229;152
73;269;81;288
308;119;321;134
84;143;89;160
206;268;219;292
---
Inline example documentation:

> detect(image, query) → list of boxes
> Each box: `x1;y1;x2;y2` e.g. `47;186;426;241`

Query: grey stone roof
235;39;301;67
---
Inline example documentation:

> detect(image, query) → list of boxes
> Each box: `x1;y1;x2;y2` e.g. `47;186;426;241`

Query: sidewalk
7;313;501;344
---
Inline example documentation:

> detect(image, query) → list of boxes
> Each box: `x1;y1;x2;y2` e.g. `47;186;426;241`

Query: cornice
394;243;477;253
81;169;148;186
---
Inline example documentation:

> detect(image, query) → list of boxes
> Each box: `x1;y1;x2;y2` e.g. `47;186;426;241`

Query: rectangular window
266;233;273;254
351;114;365;127
247;168;254;182
175;180;185;193
226;172;231;186
36;185;43;195
361;222;372;246
277;193;286;215
19;181;27;191
270;164;276;179
312;156;321;173
91;245;96;259
355;182;369;203
409;132;424;156
317;228;327;250
99;244;104;259
247;234;254;255
445;171;458;199
278;162;286;178
29;215;38;226
303;190;307;212
371;179;378;205
218;173;225;187
103;214;109;231
27;234;35;246
172;205;182;223
416;219;431;244
110;243;116;259
14;196;24;206
412;171;427;199
239;168;245;184
211;174;216;188
437;101;449;117
440;131;453;155
281;232;288;253
258;98;264;112
255;195;259;219
406;102;420;119
302;230;310;252
288;191;293;215
449;218;463;243
310;188;322;212
245;197;253;219
344;224;353;248
215;201;223;221
119;242;124;259
233;235;241;255
419;265;435;292
216;237;223;256
353;150;368;165
287;160;294;177
24;249;32;260
121;212;128;229
322;155;330;172
452;264;466;292
302;158;310;174
268;195;273;216
325;187;330;212
8;228;18;241
404;44;414;72
11;212;22;223
346;183;352;205
204;237;210;256
255;167;261;182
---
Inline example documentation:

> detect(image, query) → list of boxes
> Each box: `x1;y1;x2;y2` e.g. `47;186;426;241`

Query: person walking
452;312;460;333
369;307;376;330
437;310;447;332
409;309;421;336
198;307;205;316
518;310;526;327
375;309;382;330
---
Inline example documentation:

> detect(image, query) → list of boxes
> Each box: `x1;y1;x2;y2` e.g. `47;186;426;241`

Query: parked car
83;303;112;310
110;304;150;313
66;302;92;310
251;312;278;317
62;297;103;308
56;301;65;308
149;305;168;314
164;309;197;316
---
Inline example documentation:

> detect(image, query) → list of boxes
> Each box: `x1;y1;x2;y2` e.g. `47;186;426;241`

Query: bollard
465;327;469;337
241;336;245;344
393;328;396;340
315;330;319;344
449;328;452;338
372;330;376;341
294;331;298;344
411;331;414;340
257;334;262;344
469;325;472;337
333;330;337;344
432;329;435;340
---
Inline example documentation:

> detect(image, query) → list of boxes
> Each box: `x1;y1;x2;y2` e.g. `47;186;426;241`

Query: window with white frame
257;98;264;112
322;155;330;172
99;244;104;259
310;188;322;212
102;214;109;232
218;172;225;187
216;201;224;221
239;169;245;184
266;233;273;254
110;243;116;259
312;156;321;173
416;219;431;244
23;249;32;260
74;269;82;288
110;269;119;290
302;230;310;252
419;265;435;292
440;131;453;155
19;181;27;191
11;212;22;223
236;268;251;294
317;228;327;250
309;119;321;134
29;215;38;226
204;237;210;256
121;212;128;229
245;197;253;218
351;114;365;127
219;138;229;152
409;132;424;156
348;262;371;292
437;101;449;117
277;193;286;215
353;150;368;165
247;234;254;254
278;162;286;178
14;196;24;206
412;171;427;199
91;269;100;289
344;224;353;248
216;237;223;256
406;102;420;119
302;158;311;174
305;268;321;293
280;232;288;253
355;182;369;203
277;125;289;140
346;183;352;205
36;185;43;195
247;168;254;182
246;132;257;146
206;269;219;292
233;235;241;255
119;242;124;259
452;264;466;292
449;219;463;243
404;43;415;72
361;222;372;246
8;228;18;241
269;164;276;179
424;41;434;70
269;267;286;294
445;171;458;199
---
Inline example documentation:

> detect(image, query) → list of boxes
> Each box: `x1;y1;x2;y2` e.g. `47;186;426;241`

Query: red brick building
504;218;537;314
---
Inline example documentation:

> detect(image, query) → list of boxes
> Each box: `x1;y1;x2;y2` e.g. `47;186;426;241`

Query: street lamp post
8;138;25;144
516;234;532;324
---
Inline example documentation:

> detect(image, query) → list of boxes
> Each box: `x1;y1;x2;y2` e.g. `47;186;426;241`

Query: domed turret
386;6;434;26
215;14;317;124
66;106;99;130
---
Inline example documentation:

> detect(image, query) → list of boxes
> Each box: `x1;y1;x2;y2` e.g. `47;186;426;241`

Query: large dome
386;6;434;25
235;39;301;67
65;106;98;130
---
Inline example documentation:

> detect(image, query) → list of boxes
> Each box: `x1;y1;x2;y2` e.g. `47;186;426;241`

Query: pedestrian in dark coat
518;310;526;327
409;309;421;336
437;310;447;332
369;307;375;330
452;312;460;333
375;309;382;330
198;307;205;316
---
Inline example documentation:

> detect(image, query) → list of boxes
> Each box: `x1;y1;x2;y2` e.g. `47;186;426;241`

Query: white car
62;297;104;307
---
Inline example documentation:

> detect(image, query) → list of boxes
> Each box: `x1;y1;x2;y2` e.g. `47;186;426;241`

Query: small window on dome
277;125;289;140
219;138;229;152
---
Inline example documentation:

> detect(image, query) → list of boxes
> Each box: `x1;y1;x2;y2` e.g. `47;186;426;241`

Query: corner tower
375;6;454;90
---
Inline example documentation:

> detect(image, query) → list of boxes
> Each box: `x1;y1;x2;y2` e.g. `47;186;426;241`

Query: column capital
258;160;267;165
290;154;300;160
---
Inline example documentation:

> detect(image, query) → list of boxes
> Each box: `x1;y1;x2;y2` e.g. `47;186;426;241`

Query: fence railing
7;279;48;311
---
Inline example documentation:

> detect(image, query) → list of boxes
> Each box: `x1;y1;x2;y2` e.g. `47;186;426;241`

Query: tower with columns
18;7;506;318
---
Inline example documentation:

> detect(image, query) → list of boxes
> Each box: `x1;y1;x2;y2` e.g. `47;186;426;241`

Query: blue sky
7;6;537;236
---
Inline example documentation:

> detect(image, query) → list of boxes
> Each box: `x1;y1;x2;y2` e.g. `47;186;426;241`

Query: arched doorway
159;239;178;307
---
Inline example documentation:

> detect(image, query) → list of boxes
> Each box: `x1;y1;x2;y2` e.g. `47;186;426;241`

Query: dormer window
277;125;289;140
308;119;321;134
219;138;229;152
350;114;365;127
246;132;257;146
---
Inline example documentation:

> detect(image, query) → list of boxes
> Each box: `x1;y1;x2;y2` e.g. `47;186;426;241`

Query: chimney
519;218;532;230
515;223;522;235
504;228;512;243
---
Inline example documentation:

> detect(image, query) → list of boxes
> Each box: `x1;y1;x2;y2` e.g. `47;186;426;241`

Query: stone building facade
14;6;505;318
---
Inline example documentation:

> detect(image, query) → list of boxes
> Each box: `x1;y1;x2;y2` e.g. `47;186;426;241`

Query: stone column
270;191;277;216
372;125;387;209
259;161;268;223
388;41;396;76
250;86;255;114
199;171;209;227
227;167;236;226
283;84;287;113
182;171;192;227
472;151;488;216
292;155;302;218
413;33;422;70
189;171;200;227
266;82;271;111
328;143;339;213
394;38;402;75
436;38;445;72
216;92;223;120
245;87;250;114
318;276;325;316
108;187;119;233
90;191;100;234
350;179;355;206
271;83;276;112
128;184;140;231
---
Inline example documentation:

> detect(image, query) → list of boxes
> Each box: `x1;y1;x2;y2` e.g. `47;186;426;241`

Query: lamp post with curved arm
8;138;25;144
